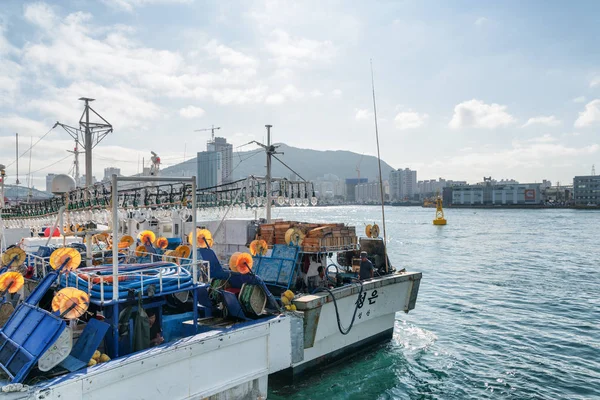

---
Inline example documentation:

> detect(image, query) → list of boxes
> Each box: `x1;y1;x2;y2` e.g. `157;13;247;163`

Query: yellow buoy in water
433;198;447;225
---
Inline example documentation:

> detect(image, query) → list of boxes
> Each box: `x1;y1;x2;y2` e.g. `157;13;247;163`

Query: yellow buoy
433;198;447;225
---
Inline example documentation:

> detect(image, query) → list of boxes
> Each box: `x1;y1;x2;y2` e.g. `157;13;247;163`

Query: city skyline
1;1;599;189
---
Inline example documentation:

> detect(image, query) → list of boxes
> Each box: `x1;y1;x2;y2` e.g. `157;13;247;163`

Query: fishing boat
0;122;421;398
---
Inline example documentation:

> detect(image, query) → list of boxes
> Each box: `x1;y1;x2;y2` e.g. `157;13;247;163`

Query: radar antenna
55;98;113;189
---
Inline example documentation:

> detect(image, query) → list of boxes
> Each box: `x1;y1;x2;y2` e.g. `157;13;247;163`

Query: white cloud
19;4;269;111
281;84;304;100
591;76;600;87
574;99;600;127
394;111;428;130
0;59;21;105
265;94;285;105
573;96;586;103
101;0;193;12
27;81;163;130
179;105;205;119
522;115;561;128
332;89;342;98
24;2;57;29
354;109;372;121
262;85;304;105
0;116;49;136
449;99;515;129
475;17;488;26
310;90;323;97
525;134;557;143
445;137;599;170
266;29;335;68
205;40;258;68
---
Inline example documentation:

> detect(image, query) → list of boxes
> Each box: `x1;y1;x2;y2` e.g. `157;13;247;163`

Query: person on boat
147;309;164;347
308;266;328;292
359;251;374;281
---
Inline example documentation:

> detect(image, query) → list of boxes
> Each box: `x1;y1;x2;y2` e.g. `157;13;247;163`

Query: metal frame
110;175;197;357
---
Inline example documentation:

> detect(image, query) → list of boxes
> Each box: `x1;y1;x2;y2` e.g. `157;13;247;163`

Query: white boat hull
279;271;421;378
3;316;296;400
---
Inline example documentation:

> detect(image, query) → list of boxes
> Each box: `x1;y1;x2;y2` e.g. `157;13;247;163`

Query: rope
311;280;363;335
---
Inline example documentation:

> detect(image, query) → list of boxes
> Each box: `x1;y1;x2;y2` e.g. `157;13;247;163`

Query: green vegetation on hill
161;143;395;182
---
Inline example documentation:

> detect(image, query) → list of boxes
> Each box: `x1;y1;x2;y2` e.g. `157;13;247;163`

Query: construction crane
356;153;365;181
194;125;221;141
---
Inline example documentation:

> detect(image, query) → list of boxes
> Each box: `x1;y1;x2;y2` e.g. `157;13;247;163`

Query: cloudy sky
1;0;599;189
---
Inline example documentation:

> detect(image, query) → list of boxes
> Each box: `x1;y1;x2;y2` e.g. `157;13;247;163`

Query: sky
1;0;600;189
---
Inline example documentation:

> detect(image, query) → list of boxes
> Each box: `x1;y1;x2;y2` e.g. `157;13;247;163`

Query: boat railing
26;253;51;279
59;259;209;304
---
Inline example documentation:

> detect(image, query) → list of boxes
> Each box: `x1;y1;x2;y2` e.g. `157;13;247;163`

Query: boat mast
370;60;389;273
265;124;272;223
249;125;279;223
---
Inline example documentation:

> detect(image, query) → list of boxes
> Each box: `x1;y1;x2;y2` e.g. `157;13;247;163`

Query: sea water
267;206;600;399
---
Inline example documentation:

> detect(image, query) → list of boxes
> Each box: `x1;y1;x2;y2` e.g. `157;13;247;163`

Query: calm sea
267;206;600;400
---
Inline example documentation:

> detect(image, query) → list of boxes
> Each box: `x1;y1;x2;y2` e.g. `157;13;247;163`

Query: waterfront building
344;178;367;202
103;167;121;182
45;173;56;193
573;175;600;205
355;180;389;203
450;180;543;205
543;185;572;204
314;174;344;199
417;178;467;197
207;137;233;183
78;175;96;187
389;168;417;201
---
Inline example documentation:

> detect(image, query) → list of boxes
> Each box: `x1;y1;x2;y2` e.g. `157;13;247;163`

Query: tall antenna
15;133;20;186
592;164;596;176
248;125;281;223
55;98;113;190
27;137;33;201
67;139;81;185
370;59;389;274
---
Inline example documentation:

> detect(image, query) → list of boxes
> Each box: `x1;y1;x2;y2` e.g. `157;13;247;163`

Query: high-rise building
197;151;222;189
78;175;97;187
45;173;56;193
355;181;389;203
103;167;121;182
389;168;417;200
345;178;368;202
207;137;233;183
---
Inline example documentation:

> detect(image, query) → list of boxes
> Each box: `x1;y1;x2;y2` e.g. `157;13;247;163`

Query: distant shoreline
447;205;599;210
315;203;600;210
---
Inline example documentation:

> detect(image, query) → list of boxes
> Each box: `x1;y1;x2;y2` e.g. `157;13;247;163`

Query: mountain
161;143;395;182
3;185;54;200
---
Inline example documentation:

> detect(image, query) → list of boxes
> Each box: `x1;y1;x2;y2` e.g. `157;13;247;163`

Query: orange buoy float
188;228;213;248
0;272;24;293
229;252;242;272
175;245;191;259
138;230;156;247
249;239;268;256
155;237;169;250
1;247;26;268
235;253;253;275
135;245;147;257
49;248;82;271
52;287;90;319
